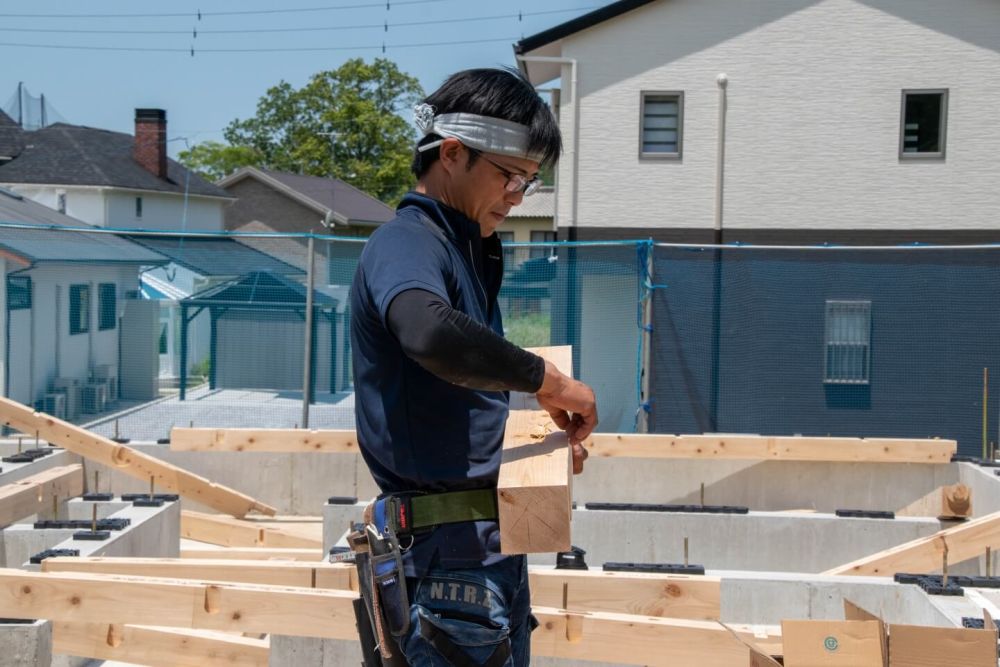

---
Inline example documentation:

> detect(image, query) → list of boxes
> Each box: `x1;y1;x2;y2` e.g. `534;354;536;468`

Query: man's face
453;146;540;238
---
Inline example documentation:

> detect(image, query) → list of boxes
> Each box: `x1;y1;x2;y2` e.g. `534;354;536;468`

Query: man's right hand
535;361;598;472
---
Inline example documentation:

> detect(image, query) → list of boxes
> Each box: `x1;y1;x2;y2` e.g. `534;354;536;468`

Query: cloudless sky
0;0;602;156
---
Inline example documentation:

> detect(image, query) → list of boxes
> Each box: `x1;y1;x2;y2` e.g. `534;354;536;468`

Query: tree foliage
212;57;424;204
177;141;262;182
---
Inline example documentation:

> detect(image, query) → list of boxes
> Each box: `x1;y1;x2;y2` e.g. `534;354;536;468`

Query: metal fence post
302;236;315;429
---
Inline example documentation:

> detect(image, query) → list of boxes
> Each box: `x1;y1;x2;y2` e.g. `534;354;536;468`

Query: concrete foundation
529;508;963;574
0;619;52;667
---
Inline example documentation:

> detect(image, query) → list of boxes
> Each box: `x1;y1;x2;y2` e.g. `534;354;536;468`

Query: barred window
824;300;871;384
640;91;683;158
7;276;31;310
70;284;90;335
98;283;117;331
900;90;947;158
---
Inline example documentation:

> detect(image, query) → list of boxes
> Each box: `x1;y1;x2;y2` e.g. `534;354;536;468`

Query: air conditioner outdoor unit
52;378;81;419
81;383;107;415
39;393;66;420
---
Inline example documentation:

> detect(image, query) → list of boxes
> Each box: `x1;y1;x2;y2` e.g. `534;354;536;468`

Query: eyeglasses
467;147;542;196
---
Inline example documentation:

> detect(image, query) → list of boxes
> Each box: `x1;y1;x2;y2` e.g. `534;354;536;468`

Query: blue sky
1;0;600;156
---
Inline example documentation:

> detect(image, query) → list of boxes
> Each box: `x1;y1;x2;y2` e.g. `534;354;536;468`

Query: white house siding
0;186;107;226
6;264;138;407
556;0;1000;232
105;191;225;232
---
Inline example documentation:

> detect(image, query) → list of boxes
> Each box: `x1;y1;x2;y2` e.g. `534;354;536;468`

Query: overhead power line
0;0;449;20
0;36;522;54
0;7;597;36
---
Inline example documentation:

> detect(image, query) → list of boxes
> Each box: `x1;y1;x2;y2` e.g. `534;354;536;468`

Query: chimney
133;108;167;179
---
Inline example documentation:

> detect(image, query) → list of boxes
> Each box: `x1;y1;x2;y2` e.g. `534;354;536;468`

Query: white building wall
0;185;107;225
105;191;225;232
558;0;1000;231
6;264;138;407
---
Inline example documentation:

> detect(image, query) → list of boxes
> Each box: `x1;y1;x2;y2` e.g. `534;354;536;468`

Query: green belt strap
409;489;498;529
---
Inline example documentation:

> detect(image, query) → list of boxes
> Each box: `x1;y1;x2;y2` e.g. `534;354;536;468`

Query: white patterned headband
414;103;544;163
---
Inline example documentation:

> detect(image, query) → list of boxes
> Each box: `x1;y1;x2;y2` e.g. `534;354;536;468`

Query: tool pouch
369;498;411;638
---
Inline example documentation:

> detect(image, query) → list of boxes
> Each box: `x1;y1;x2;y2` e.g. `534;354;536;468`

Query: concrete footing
0;620;52;667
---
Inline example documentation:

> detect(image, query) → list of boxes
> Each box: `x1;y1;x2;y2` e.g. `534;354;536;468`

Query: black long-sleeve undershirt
386;288;545;393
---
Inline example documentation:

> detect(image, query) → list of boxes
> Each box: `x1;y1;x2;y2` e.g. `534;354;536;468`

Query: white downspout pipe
715;73;728;243
515;55;579;235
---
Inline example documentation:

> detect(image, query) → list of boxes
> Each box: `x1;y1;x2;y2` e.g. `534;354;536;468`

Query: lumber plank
0;464;83;527
0;568;358;640
181;510;322;549
896;484;972;520
498;410;572;554
53;622;268;667
42;559;717;619
584;433;956;463
824;510;1000;576
529;568;720;619
531;607;782;666
180;547;324;562
170;427;359;453
0;396;276;517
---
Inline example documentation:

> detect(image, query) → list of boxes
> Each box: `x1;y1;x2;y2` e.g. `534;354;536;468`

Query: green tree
177;141;262;182
220;57;423;204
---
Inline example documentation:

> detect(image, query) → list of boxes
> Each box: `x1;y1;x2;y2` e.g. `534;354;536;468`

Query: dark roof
127;234;304;277
182;271;336;307
220;167;394;226
0;122;232;198
0;186;168;264
231;221;310;272
514;0;658;54
0;110;24;160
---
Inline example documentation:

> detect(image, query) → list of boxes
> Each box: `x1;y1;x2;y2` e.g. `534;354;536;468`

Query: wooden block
782;619;885;666
531;606;782;666
0;568;358;640
896;484;972;520
888;623;997;666
0;396;276;517
53;622;269;667
180;547;324;562
529;568;721;619
584;433;956;464
181;511;323;549
170;427;359;453
0;464;83;527
824;510;1000;576
498;410;572;554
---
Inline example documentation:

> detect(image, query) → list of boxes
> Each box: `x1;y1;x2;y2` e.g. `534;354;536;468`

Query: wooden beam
0;396;276;517
531;607;782;666
0;568;358;640
180;547;323;562
896;484;972;520
42;559;718;619
181;511;322;549
0;464;83;527
584;433;956;464
170;427;359;453
824;510;1000;576
53;622;268;667
529;568;720;620
42;557;354;591
498;410;572;554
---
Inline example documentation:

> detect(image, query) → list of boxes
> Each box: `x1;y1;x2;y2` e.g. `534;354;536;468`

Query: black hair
411;67;562;178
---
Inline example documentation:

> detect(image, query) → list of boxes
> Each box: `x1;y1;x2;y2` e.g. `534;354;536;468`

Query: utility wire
0;7;596;35
0;0;449;20
0;36;521;54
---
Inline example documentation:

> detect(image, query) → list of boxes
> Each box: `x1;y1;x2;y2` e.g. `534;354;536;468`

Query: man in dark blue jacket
350;68;598;666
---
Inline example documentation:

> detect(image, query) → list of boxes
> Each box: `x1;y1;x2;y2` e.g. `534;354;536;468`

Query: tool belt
347;488;499;663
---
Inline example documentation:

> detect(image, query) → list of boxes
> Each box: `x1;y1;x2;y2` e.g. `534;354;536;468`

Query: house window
135;196;143;218
69;284;90;335
824;300;871;384
98;283;117;331
530;231;556;259
640;91;683;158
6;276;31;310
900;89;948;158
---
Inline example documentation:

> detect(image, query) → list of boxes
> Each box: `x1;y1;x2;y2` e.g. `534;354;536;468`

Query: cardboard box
780;600;888;667
888;610;997;667
719;622;783;666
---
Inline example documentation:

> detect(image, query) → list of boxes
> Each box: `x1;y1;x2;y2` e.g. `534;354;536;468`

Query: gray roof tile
0;122;232;198
128;234;304;277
